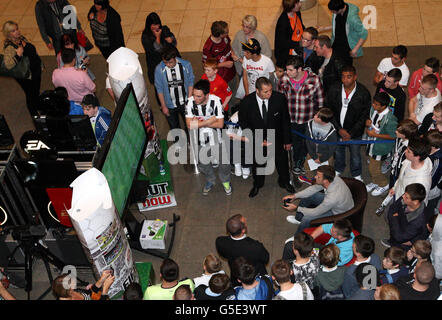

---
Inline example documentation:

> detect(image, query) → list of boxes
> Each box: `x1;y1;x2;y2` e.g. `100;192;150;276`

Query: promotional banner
138;140;177;212
68;168;139;298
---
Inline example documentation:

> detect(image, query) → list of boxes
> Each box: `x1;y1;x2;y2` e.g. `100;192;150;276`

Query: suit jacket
326;81;371;139
238;91;291;146
215;236;270;280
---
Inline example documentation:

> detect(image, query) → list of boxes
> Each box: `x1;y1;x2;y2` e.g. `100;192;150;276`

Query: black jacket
326;81;371;138
141;25;178;84
322;52;345;94
238;91;291;146
88;6;125;54
304;50;324;75
274;11;304;67
35;0;80;45
375;80;407;122
215;236;270;284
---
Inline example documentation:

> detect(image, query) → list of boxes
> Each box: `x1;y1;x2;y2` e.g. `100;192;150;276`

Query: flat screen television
34;115;96;151
93;83;147;217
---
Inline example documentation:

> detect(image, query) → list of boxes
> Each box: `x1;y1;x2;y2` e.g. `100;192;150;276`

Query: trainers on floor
286;215;301;224
372;185;389;196
366;182;378;193
242;167;250;179
292;167;303;175
381;238;391;248
222;182;232;195
354;175;364;182
202;182;214;196
298;175;313;185
234;164;242;177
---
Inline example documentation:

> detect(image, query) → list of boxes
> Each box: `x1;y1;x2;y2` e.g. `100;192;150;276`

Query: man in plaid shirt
278;55;324;174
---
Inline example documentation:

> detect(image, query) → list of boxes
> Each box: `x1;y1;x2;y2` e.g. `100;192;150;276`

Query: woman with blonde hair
232;15;272;77
2;20;42;117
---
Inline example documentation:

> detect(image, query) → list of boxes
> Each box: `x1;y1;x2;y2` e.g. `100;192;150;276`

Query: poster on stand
138;140;177;212
68;168;138;299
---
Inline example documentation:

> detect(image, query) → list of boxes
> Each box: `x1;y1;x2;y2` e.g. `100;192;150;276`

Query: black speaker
0;115;14;148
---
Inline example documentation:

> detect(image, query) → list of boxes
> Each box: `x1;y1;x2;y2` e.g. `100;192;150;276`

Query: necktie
262;100;268;124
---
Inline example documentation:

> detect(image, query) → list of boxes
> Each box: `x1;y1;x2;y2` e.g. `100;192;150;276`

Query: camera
283;199;292;207
79;59;87;70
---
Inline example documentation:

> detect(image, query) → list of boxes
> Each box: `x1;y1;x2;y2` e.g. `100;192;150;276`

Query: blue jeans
294;192;334;235
334;139;362;177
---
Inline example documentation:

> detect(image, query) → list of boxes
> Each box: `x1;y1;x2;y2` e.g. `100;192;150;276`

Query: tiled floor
1;0;442;57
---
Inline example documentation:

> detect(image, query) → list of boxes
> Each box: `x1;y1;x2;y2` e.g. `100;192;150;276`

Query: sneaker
335;171;342;177
298;175;313;185
372;185;389;196
286;215;301;224
222;182;232;195
234;164;242;177
242;167;250;179
202;182;214;195
381;238;391;248
366;182;378;193
354;175;364;182
375;204;386;216
292;167;304;175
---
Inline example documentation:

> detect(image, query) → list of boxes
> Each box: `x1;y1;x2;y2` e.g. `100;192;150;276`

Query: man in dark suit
216;214;269;286
326;65;371;180
238;77;294;198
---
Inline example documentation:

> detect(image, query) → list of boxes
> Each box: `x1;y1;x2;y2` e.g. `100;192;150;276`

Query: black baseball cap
241;38;261;54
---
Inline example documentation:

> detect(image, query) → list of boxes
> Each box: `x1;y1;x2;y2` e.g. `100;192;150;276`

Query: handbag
77;30;94;52
0;54;31;79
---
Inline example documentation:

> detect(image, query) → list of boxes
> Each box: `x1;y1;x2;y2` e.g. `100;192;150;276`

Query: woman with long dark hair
56;33;95;80
2;20;42;117
141;12;179;85
88;0;124;59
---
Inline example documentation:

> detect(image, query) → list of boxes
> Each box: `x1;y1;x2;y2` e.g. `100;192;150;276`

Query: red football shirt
202;73;232;111
202;36;236;83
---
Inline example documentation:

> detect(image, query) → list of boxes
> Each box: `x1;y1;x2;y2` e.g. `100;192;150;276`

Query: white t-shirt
193;270;225;288
377;57;410;87
276;283;314;300
415;89;442;123
242;54;275;94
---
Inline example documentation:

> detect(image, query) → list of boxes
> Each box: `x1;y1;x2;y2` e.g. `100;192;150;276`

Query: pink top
52;67;96;103
408;68;442;99
289;70;309;91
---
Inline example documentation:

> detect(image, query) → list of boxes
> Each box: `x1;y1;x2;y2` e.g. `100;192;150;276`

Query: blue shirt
322;223;355;266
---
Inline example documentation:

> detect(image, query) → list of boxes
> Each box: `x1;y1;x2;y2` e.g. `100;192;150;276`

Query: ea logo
25;140;50;152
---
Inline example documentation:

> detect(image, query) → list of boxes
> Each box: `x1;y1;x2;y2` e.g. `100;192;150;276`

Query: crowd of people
1;0;441;300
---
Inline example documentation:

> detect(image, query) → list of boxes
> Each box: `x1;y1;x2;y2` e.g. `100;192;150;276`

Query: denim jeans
294;192;334;235
334;139;363;177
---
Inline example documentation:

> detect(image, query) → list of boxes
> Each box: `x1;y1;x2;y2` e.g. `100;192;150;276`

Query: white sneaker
354;175;364;182
366;182;378;192
372;184;389;196
234;164;242;177
286;215;301;224
242;167;250;179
